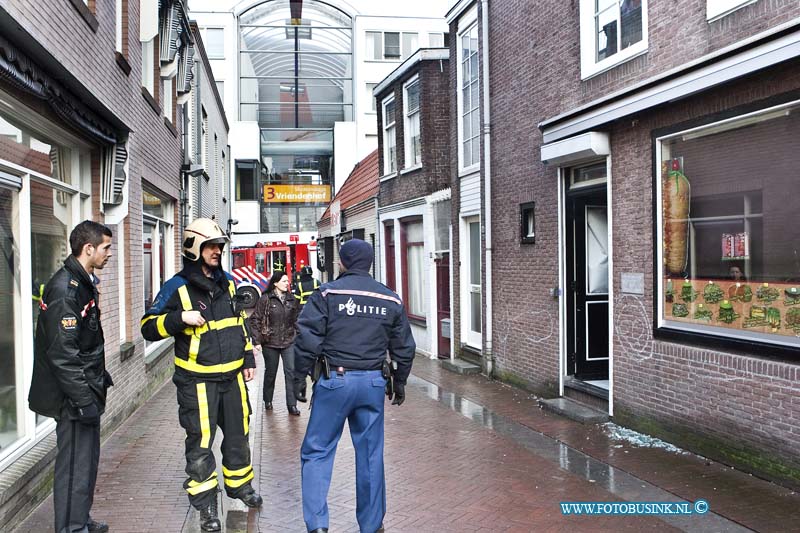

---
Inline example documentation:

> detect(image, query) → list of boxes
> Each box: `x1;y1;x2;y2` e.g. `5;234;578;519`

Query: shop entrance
565;172;609;382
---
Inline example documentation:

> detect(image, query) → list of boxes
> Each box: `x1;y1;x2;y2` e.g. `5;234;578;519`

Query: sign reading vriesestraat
262;184;331;203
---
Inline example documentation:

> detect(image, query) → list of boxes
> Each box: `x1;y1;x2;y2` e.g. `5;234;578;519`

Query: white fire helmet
182;218;231;261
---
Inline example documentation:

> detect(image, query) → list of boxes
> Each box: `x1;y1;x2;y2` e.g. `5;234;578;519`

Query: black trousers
262;344;296;407
54;407;100;533
175;372;255;508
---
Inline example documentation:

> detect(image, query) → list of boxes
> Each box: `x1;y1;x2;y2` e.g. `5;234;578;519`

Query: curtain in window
407;243;424;316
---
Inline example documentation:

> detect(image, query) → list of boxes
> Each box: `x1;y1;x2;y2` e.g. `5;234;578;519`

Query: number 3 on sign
265;187;275;200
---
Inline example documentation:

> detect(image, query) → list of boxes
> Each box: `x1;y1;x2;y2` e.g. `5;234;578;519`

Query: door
464;217;482;348
566;187;609;380
436;253;450;358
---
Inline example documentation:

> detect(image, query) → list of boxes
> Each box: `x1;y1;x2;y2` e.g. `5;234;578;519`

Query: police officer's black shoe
288;405;301;416
264;401;273;410
308;529;328;533
199;497;221;532
238;487;263;508
87;518;109;533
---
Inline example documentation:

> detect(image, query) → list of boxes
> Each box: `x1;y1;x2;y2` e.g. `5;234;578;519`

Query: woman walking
248;271;301;416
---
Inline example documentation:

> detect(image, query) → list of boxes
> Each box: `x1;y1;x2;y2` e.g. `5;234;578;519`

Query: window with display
656;102;800;351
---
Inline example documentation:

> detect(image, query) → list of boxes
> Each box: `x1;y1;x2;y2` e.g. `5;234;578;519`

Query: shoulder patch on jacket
61;314;78;331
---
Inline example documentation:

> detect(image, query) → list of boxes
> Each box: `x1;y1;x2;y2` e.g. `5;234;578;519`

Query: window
580;0;647;79
205;28;225;59
236;160;259;201
141;38;155;94
201;108;208;171
459;24;480;169
520;202;535;244
382;96;397;175
404;78;421;169
429;32;445;48
0;109;90;462
142;190;174;349
385;223;396;291
707;0;757;21
366;83;377;113
115;0;128;54
656;102;800;352
401;220;425;318
366;31;418;61
163;77;173;122
215;81;224;103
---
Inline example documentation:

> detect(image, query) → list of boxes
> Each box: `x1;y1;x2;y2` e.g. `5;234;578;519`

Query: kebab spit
663;159;691;276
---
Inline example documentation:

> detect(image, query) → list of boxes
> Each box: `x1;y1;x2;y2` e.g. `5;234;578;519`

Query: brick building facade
374;49;452;358
447;0;800;488
0;0;228;527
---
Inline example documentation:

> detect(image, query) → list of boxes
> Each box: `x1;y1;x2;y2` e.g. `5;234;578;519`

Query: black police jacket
248;291;299;349
141;260;255;380
294;270;416;384
29;255;111;419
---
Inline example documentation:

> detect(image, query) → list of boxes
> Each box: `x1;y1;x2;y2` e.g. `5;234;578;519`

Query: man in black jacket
29;220;113;533
294;239;415;533
141;218;262;532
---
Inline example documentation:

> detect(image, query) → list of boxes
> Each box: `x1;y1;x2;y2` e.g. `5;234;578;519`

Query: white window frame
579;0;649;80
403;75;421;170
141;38;155;94
142;194;175;356
0;146;89;470
457;21;480;173
366;31;419;61
382;95;397;176
204;27;225;60
162;76;174;122
707;0;758;22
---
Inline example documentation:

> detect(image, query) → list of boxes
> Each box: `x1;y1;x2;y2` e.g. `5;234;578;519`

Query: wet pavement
13;356;800;532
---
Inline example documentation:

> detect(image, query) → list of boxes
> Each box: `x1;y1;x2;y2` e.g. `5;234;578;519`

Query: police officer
29;220;113;533
141;218;263;532
294;239;415;533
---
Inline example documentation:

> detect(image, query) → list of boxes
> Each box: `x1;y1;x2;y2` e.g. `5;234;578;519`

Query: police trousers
54;407;100;533
300;370;386;533
175;372;254;509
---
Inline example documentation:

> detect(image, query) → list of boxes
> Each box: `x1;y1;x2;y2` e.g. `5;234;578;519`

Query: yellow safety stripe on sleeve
237;373;250;435
186;473;219;495
141;315;158;326
196;383;211;448
228;280;236;298
244;339;253;351
178;285;193;311
175;357;244;374
224;470;254;489
156;315;168;338
222;464;253;478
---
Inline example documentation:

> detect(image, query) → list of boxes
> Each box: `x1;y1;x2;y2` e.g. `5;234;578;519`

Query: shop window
404;77;421;169
579;0;647;79
458;23;480;170
382;96;397;175
656;102;800;351
401;219;425;319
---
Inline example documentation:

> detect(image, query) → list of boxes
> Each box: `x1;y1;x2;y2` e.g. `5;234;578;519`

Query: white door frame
460;215;482;349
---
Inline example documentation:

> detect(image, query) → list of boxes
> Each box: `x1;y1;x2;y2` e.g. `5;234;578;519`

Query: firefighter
141;218;263;532
29;220;113;533
293;265;320;306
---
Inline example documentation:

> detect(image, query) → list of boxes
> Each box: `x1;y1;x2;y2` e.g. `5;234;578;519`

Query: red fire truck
230;240;313;308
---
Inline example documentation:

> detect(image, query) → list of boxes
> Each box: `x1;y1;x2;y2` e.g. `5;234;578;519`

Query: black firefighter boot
200;492;221;532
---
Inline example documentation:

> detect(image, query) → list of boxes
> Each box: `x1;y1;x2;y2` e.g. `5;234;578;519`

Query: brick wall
486;0;800;486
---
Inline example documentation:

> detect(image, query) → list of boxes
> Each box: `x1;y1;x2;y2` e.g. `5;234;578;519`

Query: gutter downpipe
480;0;494;376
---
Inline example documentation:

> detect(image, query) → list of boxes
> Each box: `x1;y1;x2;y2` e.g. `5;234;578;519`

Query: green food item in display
756;283;779;303
703;282;724;304
784;287;800;306
694;304;712;321
728;284;752;302
717;300;739;324
672;303;689;317
743;306;768;328
665;280;674;303
680;281;697;303
787;308;800;333
767;307;781;331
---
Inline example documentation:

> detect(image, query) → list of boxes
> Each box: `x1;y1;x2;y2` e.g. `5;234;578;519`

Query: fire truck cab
231;241;311;308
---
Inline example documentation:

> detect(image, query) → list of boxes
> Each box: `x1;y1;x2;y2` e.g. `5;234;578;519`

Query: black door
566;187;609;380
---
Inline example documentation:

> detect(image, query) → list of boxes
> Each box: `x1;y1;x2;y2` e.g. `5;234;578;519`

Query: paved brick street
13;356;800;532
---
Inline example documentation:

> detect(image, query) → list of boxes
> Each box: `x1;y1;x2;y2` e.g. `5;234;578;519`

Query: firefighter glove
391;381;405;406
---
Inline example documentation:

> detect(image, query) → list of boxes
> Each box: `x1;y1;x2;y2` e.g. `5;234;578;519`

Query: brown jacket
248;290;299;349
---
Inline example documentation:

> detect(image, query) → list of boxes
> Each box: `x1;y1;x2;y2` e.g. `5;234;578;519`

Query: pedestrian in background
29;220;114;533
294;239;416;533
140;218;262;532
248;270;302;415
